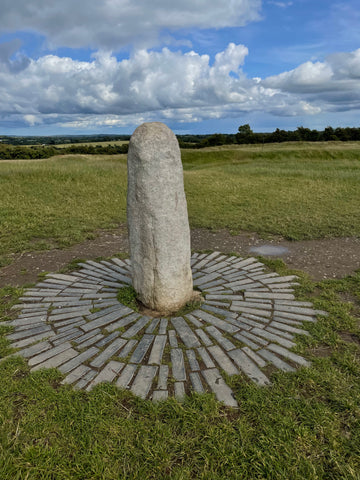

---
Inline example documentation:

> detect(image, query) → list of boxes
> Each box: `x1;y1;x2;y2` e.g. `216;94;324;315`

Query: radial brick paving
3;253;328;407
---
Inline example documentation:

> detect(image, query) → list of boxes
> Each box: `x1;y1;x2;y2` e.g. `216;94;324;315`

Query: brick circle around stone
6;252;326;407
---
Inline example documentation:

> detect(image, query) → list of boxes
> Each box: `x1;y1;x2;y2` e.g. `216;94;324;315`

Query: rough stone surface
127;122;193;312
3;253;319;407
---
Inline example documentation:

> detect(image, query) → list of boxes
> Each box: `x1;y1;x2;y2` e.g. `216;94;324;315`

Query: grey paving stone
245;292;295;300
101;260;129;276
52;329;83;346
186;349;200;371
122;317;151;338
227;280;262;291
228;349;271;386
157;365;169;390
57;320;86;333
269;284;299;290
230;300;272;311
189;372;205;393
58;347;99;374
158;318;168;334
205;294;238;301
86;361;125;391
152;390;168;401
31;347;78;372
233;333;261;350
202;304;239;319
239;314;268;327
82;307;134;333
90;338;128;368
251;328;295;348
205;326;236;351
208;345;239;375
262;275;298;285
11;331;55;349
95;331;120;348
192;310;239;334
55;316;89;328
146;318;160;334
266;326;294;340
231;257;258;269
117;339;138;359
76;333;105;349
18;341;52;359
61;364;92;385
241;347;266;367
237;330;269;346
193;272;221;287
7;324;51;341
184;314;202;328
105;312;141;332
43;278;73;286
195;328;213;346
74;369;97;390
230;304;271;318
131;365;158;399
148;335;167;365
267;344;311;367
171;349;186;381
168;330;178;347
174;382;186;401
15;321;46;332
116;364;138;389
242;262;265;271
273;304;318;316
198;279;226;290
47;273;80;282
111;257;128;268
12;303;51;311
273;310;316;323
202;368;238;408
257;349;296;372
274;300;314;307
197;347;215;368
130;335;154;363
171;317;201;348
272;316;303;326
73;328;102;345
270;322;309;335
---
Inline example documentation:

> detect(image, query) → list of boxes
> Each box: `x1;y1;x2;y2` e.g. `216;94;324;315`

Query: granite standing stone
127;122;193;312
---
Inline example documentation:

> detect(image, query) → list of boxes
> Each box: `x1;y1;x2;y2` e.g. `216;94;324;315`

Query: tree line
1;125;359;159
0;143;129;160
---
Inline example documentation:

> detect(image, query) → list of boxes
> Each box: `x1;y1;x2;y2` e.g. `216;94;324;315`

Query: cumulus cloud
1;44;360;129
0;0;261;50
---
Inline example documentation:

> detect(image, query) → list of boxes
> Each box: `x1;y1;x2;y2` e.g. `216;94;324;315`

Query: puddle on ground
249;245;289;256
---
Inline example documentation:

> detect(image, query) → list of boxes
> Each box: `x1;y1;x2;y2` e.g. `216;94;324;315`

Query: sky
0;0;359;135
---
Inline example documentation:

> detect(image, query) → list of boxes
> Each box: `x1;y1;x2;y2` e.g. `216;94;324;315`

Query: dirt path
0;225;359;287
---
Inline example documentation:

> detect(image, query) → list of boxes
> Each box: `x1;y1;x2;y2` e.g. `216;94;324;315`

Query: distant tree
236;124;256;144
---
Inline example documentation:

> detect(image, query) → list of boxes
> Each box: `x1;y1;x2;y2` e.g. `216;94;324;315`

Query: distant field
55;140;129;148
0;142;359;265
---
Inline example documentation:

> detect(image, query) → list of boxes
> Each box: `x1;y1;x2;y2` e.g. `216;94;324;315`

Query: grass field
0;142;359;479
0;142;359;266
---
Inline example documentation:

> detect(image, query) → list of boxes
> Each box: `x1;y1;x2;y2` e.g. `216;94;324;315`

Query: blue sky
0;0;359;135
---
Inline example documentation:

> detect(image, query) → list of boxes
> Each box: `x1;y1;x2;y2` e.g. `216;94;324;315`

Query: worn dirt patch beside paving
0;225;359;287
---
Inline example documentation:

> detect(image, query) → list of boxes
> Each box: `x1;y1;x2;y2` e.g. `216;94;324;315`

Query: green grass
0;143;359;266
0;267;359;479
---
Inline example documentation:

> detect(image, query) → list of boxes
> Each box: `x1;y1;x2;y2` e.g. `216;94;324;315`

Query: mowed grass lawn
0;142;359;479
0;142;360;266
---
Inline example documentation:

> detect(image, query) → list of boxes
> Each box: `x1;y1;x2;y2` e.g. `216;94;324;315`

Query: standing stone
127;122;193;312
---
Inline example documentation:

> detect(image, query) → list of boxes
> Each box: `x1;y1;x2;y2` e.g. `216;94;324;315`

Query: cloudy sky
0;0;359;135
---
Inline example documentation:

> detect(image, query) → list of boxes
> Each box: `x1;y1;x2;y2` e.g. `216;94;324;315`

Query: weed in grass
117;285;139;311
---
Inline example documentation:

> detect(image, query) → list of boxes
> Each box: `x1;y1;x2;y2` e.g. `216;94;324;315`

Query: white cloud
268;1;293;8
1;45;360;129
0;0;262;50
